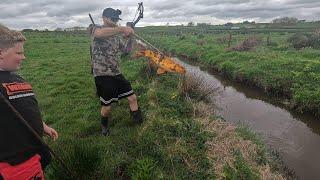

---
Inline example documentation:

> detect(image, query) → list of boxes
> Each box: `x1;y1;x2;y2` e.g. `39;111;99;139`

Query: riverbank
139;32;320;118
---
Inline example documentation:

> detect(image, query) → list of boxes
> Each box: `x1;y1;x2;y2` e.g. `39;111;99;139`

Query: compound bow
126;2;144;28
124;2;144;54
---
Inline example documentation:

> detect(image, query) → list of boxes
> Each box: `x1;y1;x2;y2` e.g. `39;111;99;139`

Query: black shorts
94;74;134;106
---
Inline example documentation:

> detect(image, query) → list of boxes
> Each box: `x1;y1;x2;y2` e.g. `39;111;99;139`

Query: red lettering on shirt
2;82;33;96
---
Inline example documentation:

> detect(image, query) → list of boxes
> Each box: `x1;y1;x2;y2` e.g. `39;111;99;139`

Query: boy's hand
43;124;58;141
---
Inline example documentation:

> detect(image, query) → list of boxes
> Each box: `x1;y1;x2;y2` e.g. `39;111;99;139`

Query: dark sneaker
101;125;110;136
130;109;143;124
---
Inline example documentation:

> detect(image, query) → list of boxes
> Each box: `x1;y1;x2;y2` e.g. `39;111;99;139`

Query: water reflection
176;58;320;179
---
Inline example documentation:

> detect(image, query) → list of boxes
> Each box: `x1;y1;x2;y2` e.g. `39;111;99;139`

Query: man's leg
101;105;111;136
127;94;143;123
127;94;138;111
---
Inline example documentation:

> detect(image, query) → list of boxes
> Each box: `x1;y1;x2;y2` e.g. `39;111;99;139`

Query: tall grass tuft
179;69;218;102
47;141;102;180
129;157;160;180
228;36;262;52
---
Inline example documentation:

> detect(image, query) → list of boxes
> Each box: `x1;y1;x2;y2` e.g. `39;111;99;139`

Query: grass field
138;28;320;117
20;31;287;179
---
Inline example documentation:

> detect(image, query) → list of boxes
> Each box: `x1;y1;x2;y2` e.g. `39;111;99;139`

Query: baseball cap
102;8;122;22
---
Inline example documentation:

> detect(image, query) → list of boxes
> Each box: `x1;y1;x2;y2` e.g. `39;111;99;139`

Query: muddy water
176;59;320;179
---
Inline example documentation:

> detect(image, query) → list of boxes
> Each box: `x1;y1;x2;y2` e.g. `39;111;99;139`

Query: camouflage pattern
89;25;126;76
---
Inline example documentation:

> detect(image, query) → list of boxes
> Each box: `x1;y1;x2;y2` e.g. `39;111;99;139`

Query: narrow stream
176;58;320;179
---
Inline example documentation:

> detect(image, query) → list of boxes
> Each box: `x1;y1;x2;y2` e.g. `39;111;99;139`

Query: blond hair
0;24;26;49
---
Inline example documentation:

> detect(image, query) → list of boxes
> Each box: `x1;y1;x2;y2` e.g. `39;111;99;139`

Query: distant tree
197;23;210;27
272;17;298;25
22;29;34;32
224;22;233;27
187;22;194;26
73;26;82;31
55;27;63;31
243;21;255;25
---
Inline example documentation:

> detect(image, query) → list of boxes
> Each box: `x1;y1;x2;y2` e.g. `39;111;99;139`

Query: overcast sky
1;0;320;30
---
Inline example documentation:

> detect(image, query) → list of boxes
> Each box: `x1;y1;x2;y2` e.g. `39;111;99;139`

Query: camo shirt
89;25;126;76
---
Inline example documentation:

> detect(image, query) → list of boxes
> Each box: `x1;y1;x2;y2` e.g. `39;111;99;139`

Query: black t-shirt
0;71;46;165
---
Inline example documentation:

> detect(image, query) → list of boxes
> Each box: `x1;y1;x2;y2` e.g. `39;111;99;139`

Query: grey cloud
46;3;102;17
151;2;183;11
287;0;320;5
148;0;194;11
195;0;251;6
149;0;320;21
1;0;320;29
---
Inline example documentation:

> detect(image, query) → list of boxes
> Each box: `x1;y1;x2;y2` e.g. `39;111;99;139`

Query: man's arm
93;26;134;38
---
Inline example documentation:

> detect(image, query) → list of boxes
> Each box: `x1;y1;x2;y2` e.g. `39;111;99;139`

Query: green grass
223;150;259;180
18;31;287;179
21;32;213;179
236;125;267;165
